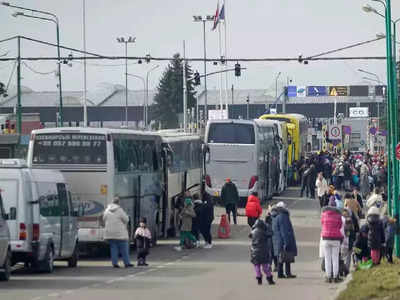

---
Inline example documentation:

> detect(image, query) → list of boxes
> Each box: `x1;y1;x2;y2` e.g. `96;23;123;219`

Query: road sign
297;86;306;97
307;86;327;96
329;86;348;96
396;143;400;160
349;107;369;118
329;125;342;139
287;86;297;97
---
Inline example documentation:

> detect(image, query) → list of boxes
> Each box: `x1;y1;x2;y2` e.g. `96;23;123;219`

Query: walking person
134;217;152;266
344;192;361;230
360;160;370;199
316;172;329;208
250;219;275;285
321;197;343;283
382;214;398;263
300;164;311;198
200;193;214;249
245;191;263;228
366;207;385;265
175;193;197;251
103;196;134;268
272;202;297;279
307;164;318;199
221;178;239;225
341;209;356;275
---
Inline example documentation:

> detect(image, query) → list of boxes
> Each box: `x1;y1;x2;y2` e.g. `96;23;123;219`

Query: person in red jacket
245;192;263;228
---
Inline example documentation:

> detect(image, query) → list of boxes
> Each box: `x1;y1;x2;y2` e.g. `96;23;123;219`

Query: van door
0;179;18;242
57;183;74;258
0;194;9;264
38;182;61;258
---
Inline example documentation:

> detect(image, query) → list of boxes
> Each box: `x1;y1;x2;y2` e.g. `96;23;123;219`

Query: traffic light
194;71;200;86
234;62;241;77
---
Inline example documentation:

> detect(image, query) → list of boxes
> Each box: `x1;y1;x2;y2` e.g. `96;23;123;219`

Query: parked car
0;192;11;281
0;159;79;273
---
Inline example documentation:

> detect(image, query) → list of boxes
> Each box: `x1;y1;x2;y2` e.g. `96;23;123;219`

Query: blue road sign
287;86;297;97
307;86;327;96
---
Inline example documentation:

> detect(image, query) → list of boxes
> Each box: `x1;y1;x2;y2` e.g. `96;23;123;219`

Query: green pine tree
152;53;197;129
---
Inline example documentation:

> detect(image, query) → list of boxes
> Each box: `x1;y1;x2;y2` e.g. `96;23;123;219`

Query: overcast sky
0;0;398;95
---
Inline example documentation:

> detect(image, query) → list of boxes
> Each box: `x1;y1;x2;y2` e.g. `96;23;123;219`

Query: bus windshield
32;133;107;165
208;123;255;144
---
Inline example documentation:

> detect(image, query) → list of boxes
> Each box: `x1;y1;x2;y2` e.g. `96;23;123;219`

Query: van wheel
40;247;54;273
0;250;11;281
67;246;78;268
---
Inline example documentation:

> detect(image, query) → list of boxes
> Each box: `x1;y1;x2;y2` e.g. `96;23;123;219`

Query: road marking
91;283;101;288
47;293;59;297
64;290;74;295
31;297;42;300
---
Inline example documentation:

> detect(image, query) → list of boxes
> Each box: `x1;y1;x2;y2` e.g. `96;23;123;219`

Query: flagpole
218;20;223;118
223;0;229;118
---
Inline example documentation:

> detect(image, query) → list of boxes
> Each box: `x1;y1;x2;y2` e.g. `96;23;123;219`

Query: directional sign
307;86;327;96
297;86;306;97
396;143;400;161
329;125;342;139
287;86;297;97
329;86;348;96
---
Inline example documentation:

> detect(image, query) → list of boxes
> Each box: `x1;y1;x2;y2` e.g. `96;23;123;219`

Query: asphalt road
0;188;340;300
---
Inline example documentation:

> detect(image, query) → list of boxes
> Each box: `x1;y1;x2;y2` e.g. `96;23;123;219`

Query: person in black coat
272;202;298;279
191;194;203;245
250;219;275;285
199;193;214;249
307;164;317;199
366;207;385;265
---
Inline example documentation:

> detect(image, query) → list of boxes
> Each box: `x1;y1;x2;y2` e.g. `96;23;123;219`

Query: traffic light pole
202;20;208;123
17;36;21;135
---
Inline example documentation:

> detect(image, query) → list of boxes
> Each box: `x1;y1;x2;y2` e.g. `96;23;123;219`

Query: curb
331;273;353;300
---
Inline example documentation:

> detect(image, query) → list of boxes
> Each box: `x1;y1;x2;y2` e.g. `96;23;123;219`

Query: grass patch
337;260;400;300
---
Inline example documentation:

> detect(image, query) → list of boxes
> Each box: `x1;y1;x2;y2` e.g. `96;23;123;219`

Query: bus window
208;123;255;144
113;139;139;172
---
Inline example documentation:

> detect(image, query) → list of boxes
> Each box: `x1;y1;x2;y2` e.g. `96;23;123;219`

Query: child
366;207;385;265
134;217;152;266
175;195;197;251
353;224;370;264
250;219;275;285
382;215;398;263
341;209;355;275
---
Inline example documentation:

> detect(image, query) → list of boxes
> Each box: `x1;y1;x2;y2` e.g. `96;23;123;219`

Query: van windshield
207;123;255;144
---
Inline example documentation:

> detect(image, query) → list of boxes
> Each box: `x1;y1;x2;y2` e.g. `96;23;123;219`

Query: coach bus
259;114;308;166
158;130;202;237
204;119;280;204
27;127;202;252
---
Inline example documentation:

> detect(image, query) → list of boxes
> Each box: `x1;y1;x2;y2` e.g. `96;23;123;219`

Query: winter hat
276;201;286;208
185;198;192;206
328;196;336;207
368;206;380;216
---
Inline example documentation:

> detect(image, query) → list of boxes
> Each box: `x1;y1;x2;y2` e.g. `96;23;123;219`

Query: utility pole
183;40;187;132
231;84;234;105
17;36;21;135
246;95;250;119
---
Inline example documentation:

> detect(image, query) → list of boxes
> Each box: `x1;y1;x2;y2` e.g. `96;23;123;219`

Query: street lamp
4;3;63;126
145;65;159;129
116;36;136;127
358;69;382;130
193;15;214;124
127;73;145;128
274;72;282;110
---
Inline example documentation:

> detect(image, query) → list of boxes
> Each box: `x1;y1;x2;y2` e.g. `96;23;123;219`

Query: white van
0;159;79;273
0;192;11;281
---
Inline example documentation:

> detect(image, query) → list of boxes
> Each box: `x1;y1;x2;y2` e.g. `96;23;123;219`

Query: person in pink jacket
321;197;343;283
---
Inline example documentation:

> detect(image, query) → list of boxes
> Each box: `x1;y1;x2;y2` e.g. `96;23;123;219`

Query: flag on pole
212;2;220;30
219;4;225;21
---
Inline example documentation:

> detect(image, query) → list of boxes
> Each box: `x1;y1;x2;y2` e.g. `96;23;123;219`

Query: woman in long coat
272;202;297;279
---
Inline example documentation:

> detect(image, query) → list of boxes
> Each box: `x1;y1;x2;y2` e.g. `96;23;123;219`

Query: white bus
204;119;281;205
158;130;202;237
27;127;202;252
